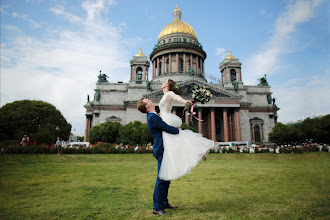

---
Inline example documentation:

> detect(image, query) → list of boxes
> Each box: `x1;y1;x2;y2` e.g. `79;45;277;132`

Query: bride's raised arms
167;91;192;105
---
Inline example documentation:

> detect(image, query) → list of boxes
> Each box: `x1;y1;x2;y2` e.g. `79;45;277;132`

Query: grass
0;153;329;220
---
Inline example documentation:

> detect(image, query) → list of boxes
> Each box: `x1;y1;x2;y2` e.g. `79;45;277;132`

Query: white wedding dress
158;91;214;181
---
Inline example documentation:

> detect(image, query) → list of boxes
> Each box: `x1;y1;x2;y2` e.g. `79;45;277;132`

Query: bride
158;79;214;181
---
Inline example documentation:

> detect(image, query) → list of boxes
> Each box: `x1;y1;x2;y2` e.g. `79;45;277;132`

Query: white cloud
12;12;42;28
244;0;324;85
215;48;225;56
274;74;330;123
1;0;136;133
49;5;81;22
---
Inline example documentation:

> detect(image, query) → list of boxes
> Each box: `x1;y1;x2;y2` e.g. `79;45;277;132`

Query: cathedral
84;6;279;144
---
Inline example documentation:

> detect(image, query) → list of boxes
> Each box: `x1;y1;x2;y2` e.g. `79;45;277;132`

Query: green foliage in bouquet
191;85;212;104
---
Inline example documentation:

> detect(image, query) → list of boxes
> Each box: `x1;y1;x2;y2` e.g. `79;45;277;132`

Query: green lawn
0;153;329;220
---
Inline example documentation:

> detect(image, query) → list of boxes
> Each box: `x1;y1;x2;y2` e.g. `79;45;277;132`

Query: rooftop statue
97;70;109;83
94;89;101;102
258;74;269;86
189;68;195;76
147;81;152;91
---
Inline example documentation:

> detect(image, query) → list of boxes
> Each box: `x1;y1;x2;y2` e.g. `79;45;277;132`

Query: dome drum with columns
84;6;279;145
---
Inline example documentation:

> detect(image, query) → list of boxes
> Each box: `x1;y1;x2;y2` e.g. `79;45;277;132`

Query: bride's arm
168;92;192;105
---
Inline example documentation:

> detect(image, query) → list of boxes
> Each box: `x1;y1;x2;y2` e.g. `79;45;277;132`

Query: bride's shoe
202;155;207;161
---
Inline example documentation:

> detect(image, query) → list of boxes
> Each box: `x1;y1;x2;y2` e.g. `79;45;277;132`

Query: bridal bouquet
185;85;212;110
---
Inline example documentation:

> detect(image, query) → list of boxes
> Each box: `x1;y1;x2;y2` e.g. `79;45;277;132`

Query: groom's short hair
137;98;147;113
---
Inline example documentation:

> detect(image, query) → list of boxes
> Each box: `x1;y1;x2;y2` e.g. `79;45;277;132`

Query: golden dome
158;6;197;40
225;50;235;59
135;48;145;57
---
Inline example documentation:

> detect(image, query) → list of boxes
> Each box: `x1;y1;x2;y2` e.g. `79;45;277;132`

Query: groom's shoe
164;204;178;209
153;209;168;216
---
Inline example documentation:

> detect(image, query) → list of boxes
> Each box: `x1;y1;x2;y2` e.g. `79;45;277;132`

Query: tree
268;122;291;144
0;100;71;144
118;121;153;145
269;114;330;144
88;121;122;144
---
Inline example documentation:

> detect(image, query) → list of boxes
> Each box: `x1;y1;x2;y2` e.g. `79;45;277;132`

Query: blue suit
146;112;179;211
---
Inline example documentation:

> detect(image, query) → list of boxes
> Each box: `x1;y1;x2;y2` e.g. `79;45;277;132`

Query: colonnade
152;52;204;78
174;107;242;142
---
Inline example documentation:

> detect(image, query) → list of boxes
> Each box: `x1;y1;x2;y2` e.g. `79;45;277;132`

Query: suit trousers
153;156;170;210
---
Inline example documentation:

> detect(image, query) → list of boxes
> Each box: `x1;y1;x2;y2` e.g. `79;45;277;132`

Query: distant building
84;6;279;144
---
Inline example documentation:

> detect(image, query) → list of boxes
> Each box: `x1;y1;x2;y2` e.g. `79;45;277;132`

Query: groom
137;97;179;216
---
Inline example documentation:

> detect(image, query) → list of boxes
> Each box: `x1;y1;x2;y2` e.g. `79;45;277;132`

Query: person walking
55;137;62;154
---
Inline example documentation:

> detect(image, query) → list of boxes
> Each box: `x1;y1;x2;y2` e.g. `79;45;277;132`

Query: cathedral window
168;38;171;43
230;69;237;81
163;40;165;44
159;62;162;74
183;38;186;42
166;59;169;73
179;58;183;72
254;125;261;142
136;67;143;80
179;38;181;42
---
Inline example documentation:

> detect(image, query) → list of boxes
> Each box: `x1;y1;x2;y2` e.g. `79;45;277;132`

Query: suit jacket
147;112;179;158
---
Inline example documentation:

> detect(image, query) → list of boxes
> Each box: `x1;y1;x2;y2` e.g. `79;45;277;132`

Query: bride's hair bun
168;79;179;94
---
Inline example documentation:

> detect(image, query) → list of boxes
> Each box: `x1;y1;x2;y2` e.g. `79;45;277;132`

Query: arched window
254;125;261;142
188;59;191;69
166;59;169;73
179;58;183;72
136;67;143;80
230;69;237;82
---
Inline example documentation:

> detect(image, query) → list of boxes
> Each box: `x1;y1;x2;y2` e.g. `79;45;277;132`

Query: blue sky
1;0;329;135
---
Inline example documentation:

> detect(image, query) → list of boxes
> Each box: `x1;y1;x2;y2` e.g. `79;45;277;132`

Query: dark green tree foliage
269;114;330;144
117;121;153;145
0;100;71;143
89;121;121;144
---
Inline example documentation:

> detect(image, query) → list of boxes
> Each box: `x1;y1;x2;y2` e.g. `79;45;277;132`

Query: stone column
231;112;236;141
84;115;92;142
190;54;193;70
202;59;204;76
162;55;165;74
130;65;132;79
223;108;229;142
157;57;160;76
183;53;186;73
210;108;216;141
152;60;155;78
143;66;146;80
169;53;172;73
198;107;203;134
223;68;226;82
238;68;242;81
84;117;89;142
200;58;202;75
261;124;264;141
227;67;230;82
176;53;179;72
196;56;199;74
132;66;135;79
185;109;189;125
235;109;241;141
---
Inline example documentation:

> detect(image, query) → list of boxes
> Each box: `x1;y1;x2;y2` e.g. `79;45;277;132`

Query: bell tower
130;48;150;83
219;50;243;89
